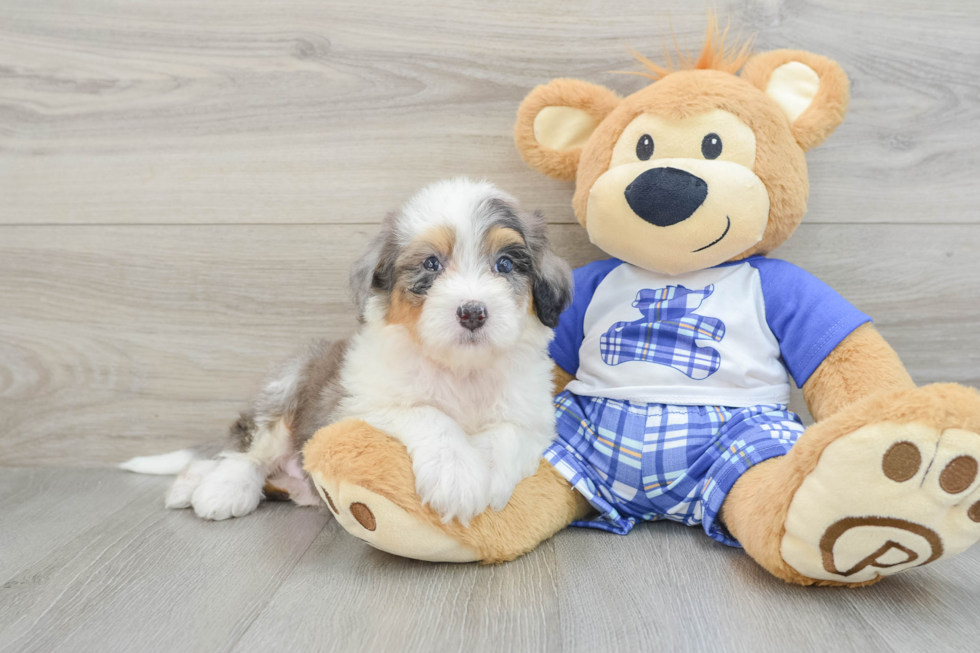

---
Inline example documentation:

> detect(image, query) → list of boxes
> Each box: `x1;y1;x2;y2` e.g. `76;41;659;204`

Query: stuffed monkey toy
303;21;980;586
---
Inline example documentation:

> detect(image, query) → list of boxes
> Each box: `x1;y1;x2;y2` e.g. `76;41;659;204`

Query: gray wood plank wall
2;0;978;466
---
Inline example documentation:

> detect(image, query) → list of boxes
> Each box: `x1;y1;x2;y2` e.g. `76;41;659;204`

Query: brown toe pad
350;502;377;531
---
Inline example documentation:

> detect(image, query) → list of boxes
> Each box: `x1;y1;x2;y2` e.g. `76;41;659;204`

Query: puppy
121;178;572;524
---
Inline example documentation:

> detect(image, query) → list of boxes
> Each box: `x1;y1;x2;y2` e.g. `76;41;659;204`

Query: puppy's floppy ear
348;213;398;318
533;248;572;328
741;50;850;152
514;78;620;181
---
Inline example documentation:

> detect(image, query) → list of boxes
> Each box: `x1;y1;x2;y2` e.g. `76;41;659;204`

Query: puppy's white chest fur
337;319;557;523
338;322;554;436
329;177;571;523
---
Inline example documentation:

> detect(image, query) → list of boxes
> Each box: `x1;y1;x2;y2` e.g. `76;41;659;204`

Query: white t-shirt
550;257;871;408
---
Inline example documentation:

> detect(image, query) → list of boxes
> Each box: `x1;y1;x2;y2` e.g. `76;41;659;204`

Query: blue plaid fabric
599;285;726;380
544;390;805;546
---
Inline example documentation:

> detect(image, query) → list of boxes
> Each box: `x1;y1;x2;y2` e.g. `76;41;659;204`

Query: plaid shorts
543;391;805;546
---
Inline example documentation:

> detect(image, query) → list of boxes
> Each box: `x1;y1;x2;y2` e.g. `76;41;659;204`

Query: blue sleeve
749;258;872;387
549;258;623;375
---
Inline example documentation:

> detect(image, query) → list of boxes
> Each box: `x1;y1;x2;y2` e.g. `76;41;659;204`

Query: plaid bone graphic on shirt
599;285;726;380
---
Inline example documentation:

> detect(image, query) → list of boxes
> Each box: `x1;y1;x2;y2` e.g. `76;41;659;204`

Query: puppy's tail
119;449;198;475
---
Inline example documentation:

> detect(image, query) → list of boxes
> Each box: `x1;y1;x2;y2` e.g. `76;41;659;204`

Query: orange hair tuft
618;13;754;82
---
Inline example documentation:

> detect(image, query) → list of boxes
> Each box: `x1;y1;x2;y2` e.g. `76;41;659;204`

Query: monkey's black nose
456;302;488;331
624;167;708;227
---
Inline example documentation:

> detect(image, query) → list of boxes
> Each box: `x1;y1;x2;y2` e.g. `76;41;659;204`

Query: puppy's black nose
456;302;487;331
624;167;708;227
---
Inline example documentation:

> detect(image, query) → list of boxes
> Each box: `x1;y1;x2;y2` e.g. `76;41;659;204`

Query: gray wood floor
2;0;980;651
1;467;979;653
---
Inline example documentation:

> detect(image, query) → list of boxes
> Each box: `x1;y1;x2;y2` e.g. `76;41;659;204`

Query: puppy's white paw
473;431;526;512
487;468;521;513
166;459;218;509
191;456;264;521
412;442;490;525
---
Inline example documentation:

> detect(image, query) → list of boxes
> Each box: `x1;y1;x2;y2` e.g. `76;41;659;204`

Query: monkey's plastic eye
636;134;654;161
422;256;441;271
701;133;723;159
494;256;514;274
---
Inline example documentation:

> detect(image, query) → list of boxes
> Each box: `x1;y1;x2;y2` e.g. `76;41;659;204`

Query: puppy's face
351;179;572;369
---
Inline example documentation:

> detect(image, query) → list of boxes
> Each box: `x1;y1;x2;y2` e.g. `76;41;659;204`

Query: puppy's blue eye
494;256;514;274
422;256;441;271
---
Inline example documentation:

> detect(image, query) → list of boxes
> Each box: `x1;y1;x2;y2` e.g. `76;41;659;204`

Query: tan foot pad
308;470;478;563
782;423;980;583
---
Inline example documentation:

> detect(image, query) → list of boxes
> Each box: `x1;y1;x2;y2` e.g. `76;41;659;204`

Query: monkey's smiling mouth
692;216;731;253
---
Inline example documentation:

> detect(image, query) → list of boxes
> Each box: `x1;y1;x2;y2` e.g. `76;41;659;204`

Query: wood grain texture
550;521;890;652
231;520;563;653
0;0;978;464
0;470;330;653
0;0;978;225
2;222;978;465
836;548;980;653
0;468;159;579
549;518;980;653
3;469;980;653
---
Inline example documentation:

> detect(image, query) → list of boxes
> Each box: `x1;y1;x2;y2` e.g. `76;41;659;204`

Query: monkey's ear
741;50;849;152
514;79;621;181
